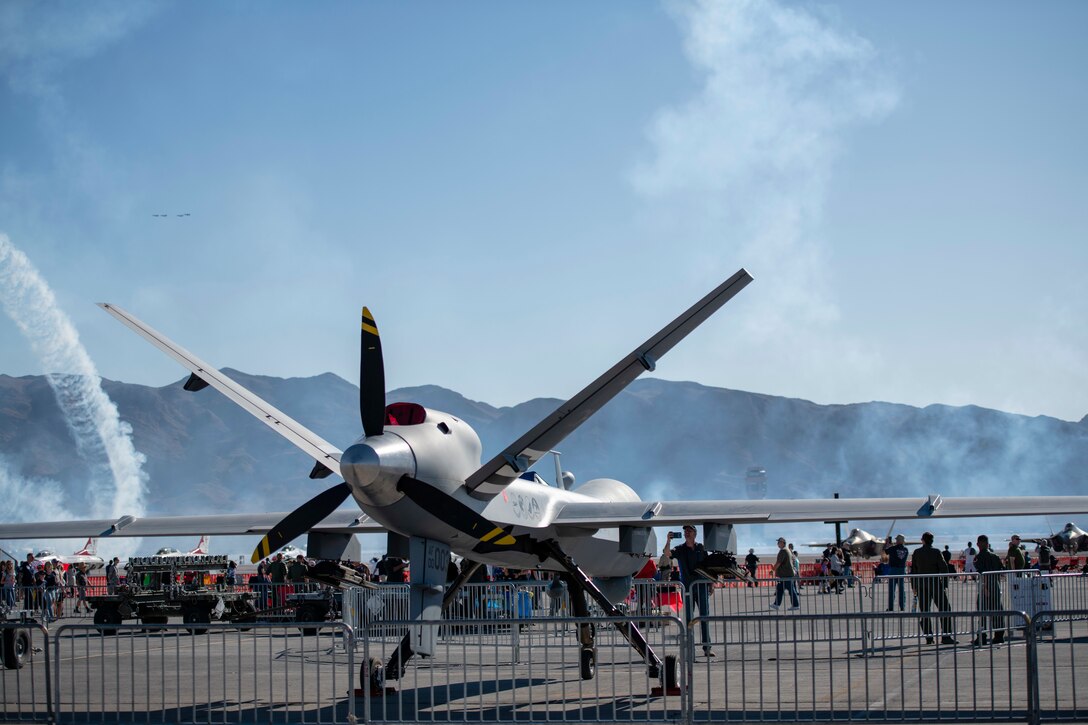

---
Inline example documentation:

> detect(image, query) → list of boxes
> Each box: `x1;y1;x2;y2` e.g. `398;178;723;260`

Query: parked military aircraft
153;535;211;558
6;268;1088;692
1023;522;1088;553
33;538;104;570
806;528;920;559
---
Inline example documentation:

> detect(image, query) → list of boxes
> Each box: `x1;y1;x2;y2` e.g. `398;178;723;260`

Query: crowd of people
870;530;1082;646
2;553;93;623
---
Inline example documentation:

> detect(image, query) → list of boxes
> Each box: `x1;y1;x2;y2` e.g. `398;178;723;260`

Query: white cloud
0;2;161;97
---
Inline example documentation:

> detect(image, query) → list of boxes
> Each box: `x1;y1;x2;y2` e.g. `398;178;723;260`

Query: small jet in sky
5;268;1088;693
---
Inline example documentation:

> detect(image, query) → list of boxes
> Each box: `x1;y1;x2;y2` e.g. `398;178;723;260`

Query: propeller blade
250;482;352;563
360;307;387;438
396;475;533;554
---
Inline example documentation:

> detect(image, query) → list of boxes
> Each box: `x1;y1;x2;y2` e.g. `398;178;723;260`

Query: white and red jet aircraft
4;268;1088;689
151;535;211;558
33;537;104;571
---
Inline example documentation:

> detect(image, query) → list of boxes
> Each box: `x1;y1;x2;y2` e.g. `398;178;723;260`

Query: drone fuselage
338;404;654;577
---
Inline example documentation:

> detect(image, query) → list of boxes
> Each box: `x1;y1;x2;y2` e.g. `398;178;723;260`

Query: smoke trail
0;233;148;546
0;454;73;557
631;0;898;404
0;454;69;524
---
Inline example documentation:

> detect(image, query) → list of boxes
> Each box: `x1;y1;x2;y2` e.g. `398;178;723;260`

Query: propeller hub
341;434;415;508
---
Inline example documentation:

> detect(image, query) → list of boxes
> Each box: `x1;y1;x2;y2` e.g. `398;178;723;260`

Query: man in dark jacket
19;554;36;609
973;534;1007;645
911;531;956;644
883;535;910;611
1006;535;1027;571
744;549;759;586
287;555;309;592
666;525;714;657
268;553;288;607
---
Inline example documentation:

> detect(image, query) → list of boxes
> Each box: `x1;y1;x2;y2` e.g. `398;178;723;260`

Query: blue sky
2;0;1086;423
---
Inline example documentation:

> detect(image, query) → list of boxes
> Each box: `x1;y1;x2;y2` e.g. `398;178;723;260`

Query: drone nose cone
341;442;381;487
340;434;415;508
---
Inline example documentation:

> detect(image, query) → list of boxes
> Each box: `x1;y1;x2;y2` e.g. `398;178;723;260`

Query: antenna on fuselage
549;450;575;491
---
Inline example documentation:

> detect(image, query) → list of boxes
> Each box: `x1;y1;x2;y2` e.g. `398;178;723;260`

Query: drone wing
465;269;753;497
99;303;343;478
0;510;383;540
549;495;1088;529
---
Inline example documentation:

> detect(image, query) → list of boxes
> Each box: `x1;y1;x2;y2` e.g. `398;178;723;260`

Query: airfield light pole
834;492;842;545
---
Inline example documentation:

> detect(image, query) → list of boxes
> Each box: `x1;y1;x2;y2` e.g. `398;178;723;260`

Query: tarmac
2;581;1086;723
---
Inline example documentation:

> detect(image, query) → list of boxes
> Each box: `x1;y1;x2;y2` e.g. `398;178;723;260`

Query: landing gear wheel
360;657;385;696
94;606;122;635
663;655;679;691
579;648;596;680
2;629;30;669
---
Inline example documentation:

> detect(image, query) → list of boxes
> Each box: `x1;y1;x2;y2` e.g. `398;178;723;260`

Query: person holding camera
770;536;800;610
665;524;715;657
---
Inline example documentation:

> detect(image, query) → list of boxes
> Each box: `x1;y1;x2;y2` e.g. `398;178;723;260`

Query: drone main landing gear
540;540;679;693
357;656;393;698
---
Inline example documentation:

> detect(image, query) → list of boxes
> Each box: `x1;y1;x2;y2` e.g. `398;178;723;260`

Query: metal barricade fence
251;583;321;614
51;621;355;724
1032;609;1088;723
358;615;688;723
0;620;51;723
869;571;984;616
444;582;527;622
629;581;686;620
1036;573;1088;617
10;587;103;624
867;570;1088;633
689;610;1033;723
695;577;866;616
342;584;411;632
8;608;1088;723
688;578;869;646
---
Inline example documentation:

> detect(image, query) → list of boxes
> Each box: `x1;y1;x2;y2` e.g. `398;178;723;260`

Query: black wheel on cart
94;606;122;635
182;608;210;635
2;628;31;670
234;600;258;632
296;604;320;636
579;647;596;680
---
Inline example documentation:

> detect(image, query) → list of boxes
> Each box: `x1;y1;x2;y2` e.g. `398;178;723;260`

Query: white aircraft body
152;535;211;558
33;538;104;570
278;544;306;557
5;268;1088;688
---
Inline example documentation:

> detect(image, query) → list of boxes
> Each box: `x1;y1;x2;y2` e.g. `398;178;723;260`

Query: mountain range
3;371;1087;530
